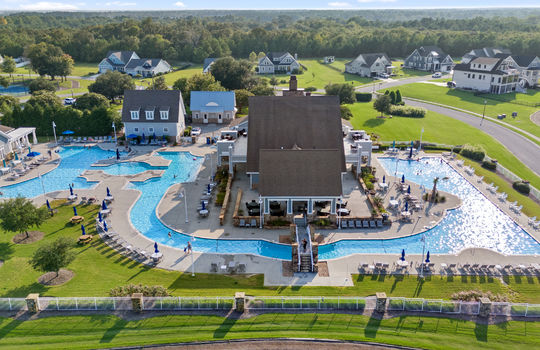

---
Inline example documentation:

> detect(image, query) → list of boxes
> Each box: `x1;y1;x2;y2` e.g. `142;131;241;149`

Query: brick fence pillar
479;297;491;318
376;292;387;313
235;292;246;312
25;293;40;313
131;293;144;312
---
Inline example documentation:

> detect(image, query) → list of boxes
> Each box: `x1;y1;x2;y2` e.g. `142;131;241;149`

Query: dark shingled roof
418;46;446;57
203;58;216;71
105;50;137;65
454;57;510;75
125;58;165;70
346;53;391;67
121;90;185;123
259;149;343;197
246;95;345;174
509;55;539;68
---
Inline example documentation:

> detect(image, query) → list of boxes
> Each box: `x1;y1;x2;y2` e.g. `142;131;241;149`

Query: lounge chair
82;137;87;143
529;216;537;225
355;220;362;228
369;220;376;228
362;220;369;228
250;219;257;227
376;220;383;227
341;220;348;228
477;176;484;183
348;220;354;228
533;221;540;230
239;219;246;227
238;264;246;273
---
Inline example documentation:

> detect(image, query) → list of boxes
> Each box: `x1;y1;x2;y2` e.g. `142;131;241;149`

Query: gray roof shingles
121;90;185;123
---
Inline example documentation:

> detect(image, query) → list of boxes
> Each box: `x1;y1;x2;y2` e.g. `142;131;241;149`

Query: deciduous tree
88;71;135;102
73;92;110;111
30;237;75;278
373;95;392;116
0;197;48;239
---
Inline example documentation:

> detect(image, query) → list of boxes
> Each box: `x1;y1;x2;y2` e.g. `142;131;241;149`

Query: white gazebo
0;125;38;160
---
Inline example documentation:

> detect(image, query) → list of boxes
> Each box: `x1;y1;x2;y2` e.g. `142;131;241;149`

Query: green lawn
383;83;540;137
13;63;99;77
55;79;92;96
270;58;373;90
347;101;540;199
1;201;539;300
0;313;539;350
391;61;434;79
137;64;203;87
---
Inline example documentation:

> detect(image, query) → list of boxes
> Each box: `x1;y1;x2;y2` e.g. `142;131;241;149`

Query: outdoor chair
250;219;257;227
369;220;376;228
362;220;369;228
341;220;347;228
239;219;246;227
355;220;362;228
376;220;383;227
348;220;354;228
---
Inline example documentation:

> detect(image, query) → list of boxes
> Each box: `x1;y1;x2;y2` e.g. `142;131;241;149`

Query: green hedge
481;160;497;171
355;92;372;102
389;105;426;118
512;181;530;195
460;144;486;161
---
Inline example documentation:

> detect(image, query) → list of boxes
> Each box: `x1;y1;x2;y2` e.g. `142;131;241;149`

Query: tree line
0;15;539;62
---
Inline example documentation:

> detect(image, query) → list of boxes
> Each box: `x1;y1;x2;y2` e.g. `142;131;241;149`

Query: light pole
337;197;342;230
419;127;424;152
420;228;426;279
480;100;487;126
112;122;117;146
179;188;188;223
52;121;57;146
190;234;195;277
259;195;263;228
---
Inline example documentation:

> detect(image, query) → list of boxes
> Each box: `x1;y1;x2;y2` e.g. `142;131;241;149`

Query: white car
64;97;76;105
432;72;442;78
379;73;390;79
191;127;202;136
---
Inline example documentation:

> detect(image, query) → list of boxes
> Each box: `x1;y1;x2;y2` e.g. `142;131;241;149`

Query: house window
472;74;475;79
468;73;471;78
479;75;482;80
163;127;168;133
149;127;154;132
134;128;139;132
484;65;486;69
130;111;139;120
145;111;154;120
226;113;230;118
195;113;199;119
160;111;169;120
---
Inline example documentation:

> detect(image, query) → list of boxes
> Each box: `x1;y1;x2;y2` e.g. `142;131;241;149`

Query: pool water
0;85;28;94
93;162;166;176
318;157;540;259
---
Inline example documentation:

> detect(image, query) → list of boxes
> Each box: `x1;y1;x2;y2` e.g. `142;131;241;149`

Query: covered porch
0;126;38;160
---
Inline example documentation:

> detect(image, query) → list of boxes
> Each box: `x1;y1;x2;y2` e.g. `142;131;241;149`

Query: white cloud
174;1;186;7
105;1;136;6
328;1;351;7
19;2;78;10
357;0;396;3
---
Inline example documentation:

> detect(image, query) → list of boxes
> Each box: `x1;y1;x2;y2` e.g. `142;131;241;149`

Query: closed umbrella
2;159;6;167
81;224;86;235
98;211;102;222
201;201;206;210
116;149;120;160
62;130;74;135
102;200;108;210
46;199;51;211
142;133;145;142
153;132;156;140
400;249;405;261
69;186;74;196
409;145;413;158
401;174;405;183
154;242;159;253
407;185;411;194
382;175;385;183
405;201;409;212
103;221;108;232
106;187;111;197
73;206;78;216
27;151;40;157
425;251;430;263
207;184;211;193
14;153;18;160
392;140;395;149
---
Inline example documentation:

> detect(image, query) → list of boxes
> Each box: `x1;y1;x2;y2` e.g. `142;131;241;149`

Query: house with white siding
190;91;236;124
202;58;216;73
98;51;172;77
257;52;300;74
404;46;453;72
497;54;540;88
452;57;519;94
121;90;186;142
345;53;393;77
461;47;511;64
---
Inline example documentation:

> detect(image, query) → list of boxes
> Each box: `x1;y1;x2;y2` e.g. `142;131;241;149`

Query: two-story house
461;47;511;64
190;91;236;124
257;52;300;74
452;57;519;94
98;51;172;77
202;58;216;73
121;90;186;142
497;54;540;88
345;53;393;77
404;46;453;72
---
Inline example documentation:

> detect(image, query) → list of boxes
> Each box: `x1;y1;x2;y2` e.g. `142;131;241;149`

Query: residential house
257;52;300;74
98;51;172;77
403;46;453;72
0;124;37;160
190;91;236;124
497;54;540;88
0;54;3;64
452;57;519;94
461;47;511;64
345;53;393;77
121;90;186;142
202;58;216;73
324;56;335;64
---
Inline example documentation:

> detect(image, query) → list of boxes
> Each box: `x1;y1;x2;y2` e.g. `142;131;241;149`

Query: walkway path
404;98;540;175
532;110;540;127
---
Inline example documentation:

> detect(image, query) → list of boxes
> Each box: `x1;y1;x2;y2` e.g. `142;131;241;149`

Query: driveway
405;98;540;176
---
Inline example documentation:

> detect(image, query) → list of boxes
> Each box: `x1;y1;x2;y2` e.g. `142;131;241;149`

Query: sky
1;0;539;11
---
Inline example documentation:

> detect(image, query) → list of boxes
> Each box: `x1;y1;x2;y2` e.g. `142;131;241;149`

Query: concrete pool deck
2;129;539;287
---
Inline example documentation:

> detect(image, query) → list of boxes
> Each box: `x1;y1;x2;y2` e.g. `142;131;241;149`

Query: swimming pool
0;85;28;94
318;157;540;259
92;162;166;176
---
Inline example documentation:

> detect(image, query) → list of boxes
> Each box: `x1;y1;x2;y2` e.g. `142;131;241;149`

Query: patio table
379;183;388;190
0;167;10;175
389;200;399;207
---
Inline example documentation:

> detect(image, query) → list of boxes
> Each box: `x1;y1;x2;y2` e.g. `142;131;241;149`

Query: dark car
447;81;456;88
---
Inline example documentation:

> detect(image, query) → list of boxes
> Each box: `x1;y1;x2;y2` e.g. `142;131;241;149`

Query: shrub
313;218;331;226
109;284;170;297
183;126;192;136
451;290;508;302
355;92;372;102
305;86;317;92
365;180;374;190
216;192;226;205
340;105;352;120
513;181;530;195
28;78;56;94
389;90;396;104
481;160;497;171
460;144;486;161
388;105;426;118
267;219;290;226
280;79;287;84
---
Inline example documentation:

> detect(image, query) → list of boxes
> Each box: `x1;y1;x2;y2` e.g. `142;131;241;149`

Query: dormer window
160;111;169;120
145;109;154;120
130;110;139;120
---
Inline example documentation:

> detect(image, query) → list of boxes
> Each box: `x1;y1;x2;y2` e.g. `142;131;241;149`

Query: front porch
0;127;38;160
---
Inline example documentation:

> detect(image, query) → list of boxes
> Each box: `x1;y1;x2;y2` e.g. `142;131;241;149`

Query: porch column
330;198;337;214
264;198;270;215
287;199;293;215
307;199;313;215
32;130;37;144
228;145;233;175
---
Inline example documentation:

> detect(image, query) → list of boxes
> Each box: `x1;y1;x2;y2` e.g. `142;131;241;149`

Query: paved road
405;98;540;175
356;74;446;93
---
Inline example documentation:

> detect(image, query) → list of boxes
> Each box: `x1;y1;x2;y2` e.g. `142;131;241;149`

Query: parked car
64;97;76;105
432;72;442;78
378;73;390;79
447;81;456;88
191;127;202;136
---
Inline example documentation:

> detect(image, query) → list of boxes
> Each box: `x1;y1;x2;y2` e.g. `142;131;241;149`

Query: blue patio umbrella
81;224;86;235
28;146;31;153
62;130;74;135
142;133;145;141
69;186;74;196
207;184;211;193
46;199;51;211
201;201;206;210
392;140;395;149
73;206;78;216
27;151;40;157
405;201;409;212
154;242;159;253
3;159;6;167
127;134;138;139
14;153;18;160
116;149;120;160
98;211;102;222
382;175;385;183
401;174;405;183
103;221;108;232
102;200;108;210
407;185;411;194
106;187;111;197
409;144;413;158
153;132;156;140
425;251;430;263
400;249;406;261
